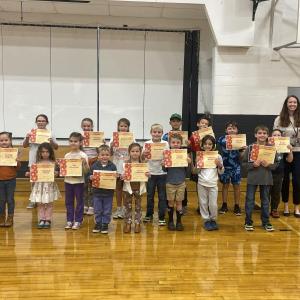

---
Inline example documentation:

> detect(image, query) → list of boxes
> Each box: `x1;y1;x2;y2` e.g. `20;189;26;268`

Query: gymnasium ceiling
0;0;207;20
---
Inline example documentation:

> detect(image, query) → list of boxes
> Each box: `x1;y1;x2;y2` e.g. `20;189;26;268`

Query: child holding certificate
64;132;89;230
28;143;61;229
143;124;169;225
164;134;191;231
243;125;278;232
0;132;21;227
88;145;117;234
269;129;293;218
110;118;133;220
217;121;246;216
122;143;149;233
192;135;224;231
81;118;98;216
162;113;189;214
23;114;58;209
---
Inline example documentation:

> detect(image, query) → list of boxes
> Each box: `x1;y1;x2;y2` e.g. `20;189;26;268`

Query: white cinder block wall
212;1;300;115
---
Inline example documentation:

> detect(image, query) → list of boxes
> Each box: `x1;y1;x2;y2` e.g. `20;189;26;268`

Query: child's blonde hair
150;123;163;132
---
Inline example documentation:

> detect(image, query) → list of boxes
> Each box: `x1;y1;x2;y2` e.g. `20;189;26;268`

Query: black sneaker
176;222;184;231
93;223;102;233
219;203;228;214
210;220;219;230
168;221;175;231
244;223;254;231
101;223;109;234
233;204;242;216
143;215;153;223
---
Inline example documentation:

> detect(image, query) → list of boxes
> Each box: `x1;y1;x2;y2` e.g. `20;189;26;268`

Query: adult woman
274;95;300;217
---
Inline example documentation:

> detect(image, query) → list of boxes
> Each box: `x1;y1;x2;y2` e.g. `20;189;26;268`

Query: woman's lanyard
290;120;299;138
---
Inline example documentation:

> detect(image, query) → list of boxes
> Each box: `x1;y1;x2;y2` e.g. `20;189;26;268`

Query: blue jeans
93;193;113;224
0;179;16;215
146;175;167;220
245;184;270;226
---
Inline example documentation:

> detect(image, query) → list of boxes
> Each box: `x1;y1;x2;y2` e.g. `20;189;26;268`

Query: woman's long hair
279;95;300;127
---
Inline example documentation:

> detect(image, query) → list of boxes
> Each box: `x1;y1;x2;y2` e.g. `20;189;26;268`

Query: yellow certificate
163;149;188;167
58;159;82;177
112;132;134;149
196;151;219;168
144;143;165;160
268;137;290;153
250;145;276;164
168;131;189;147
92;170;116;189
0;148;18;166
123;163;149;182
198;127;215;140
30;163;55;183
226;134;247;150
83;131;104;148
30;129;51;144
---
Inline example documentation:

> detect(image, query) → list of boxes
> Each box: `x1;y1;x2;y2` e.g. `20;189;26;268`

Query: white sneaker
86;207;94;215
84;206;89;215
72;222;81;230
27;202;36;209
64;222;73;229
118;207;124;219
113;207;122;219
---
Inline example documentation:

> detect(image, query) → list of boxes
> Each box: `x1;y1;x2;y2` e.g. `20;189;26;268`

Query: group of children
0;113;295;233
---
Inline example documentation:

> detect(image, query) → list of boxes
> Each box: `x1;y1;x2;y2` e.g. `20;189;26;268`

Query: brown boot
134;223;141;233
4;215;13;227
123;223;131;233
0;214;6;227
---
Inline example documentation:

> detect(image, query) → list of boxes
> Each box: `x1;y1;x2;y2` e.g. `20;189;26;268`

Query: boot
0;214;6;227
123;223;131;233
134;223;141;233
4;214;13;227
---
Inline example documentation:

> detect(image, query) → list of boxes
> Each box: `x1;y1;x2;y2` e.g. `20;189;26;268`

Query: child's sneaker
64;222;73;230
86;207;94;216
27;202;36;209
37;220;45;229
233;204;242;216
244;223;254;231
210;220;219;230
263;223;274;232
158;219;166;226
112;207;124;219
43;221;51;229
72;222;81;230
101;223;109;234
204;221;213;231
168;221;175;231
219;203;228;214
176;222;184;231
84;206;89;215
143;215;153;223
93;223;102;233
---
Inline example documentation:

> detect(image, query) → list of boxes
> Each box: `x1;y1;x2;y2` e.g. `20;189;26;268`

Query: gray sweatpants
197;184;218;222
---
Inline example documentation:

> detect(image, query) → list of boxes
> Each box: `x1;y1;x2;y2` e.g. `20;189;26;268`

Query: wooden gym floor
0;180;300;299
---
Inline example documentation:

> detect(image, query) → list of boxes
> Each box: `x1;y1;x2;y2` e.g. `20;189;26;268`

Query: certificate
168;131;189;147
123;163;149;182
226;134;247;150
58;159;82;177
112;132;134;149
83;131;104;148
29;129;51;144
0;148;18;166
196;151;219;168
250;145;276;164
192;127;215;145
92;170;117;189
30;163;55;183
163;149;188;167
268;137;290;153
144;143;165;160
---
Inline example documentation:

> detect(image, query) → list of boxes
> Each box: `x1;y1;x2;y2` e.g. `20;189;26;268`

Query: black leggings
282;152;300;205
